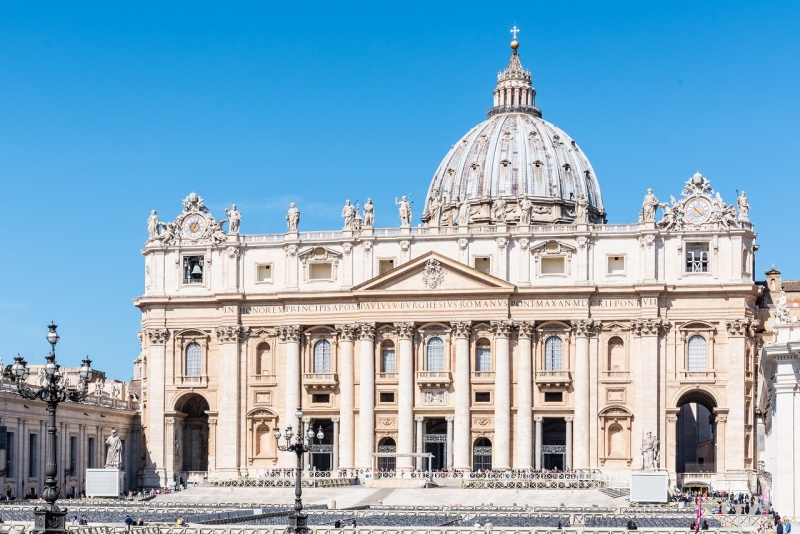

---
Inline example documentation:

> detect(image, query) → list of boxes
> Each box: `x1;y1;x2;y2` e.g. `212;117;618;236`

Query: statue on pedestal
641;431;660;470
105;428;123;469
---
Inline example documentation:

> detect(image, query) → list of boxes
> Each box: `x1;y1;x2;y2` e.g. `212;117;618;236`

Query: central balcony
416;371;452;388
534;370;572;388
303;372;338;392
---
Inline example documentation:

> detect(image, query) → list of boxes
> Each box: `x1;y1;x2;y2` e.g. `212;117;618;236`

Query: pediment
353;251;515;294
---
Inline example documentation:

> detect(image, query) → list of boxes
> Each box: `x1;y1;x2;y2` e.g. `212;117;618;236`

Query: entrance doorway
175;394;209;472
473;437;492;470
423;418;447;470
675;391;717;473
542;418;566;470
377;437;396;471
308;419;333;471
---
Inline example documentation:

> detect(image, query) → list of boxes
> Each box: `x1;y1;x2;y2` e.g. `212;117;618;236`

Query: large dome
422;38;605;227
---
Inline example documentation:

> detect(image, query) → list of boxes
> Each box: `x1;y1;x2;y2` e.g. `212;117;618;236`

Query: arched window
476;339;492;372
473;437;492;470
377;437;396;472
608;424;624;457
426;337;444;372
544;336;563;371
256;342;271;375
381;341;395;373
313;340;331;374
608;337;625;372
185;342;201;377
687;335;707;372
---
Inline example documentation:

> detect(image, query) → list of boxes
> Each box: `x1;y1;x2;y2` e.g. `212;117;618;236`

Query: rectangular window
475;392;491;403
183;256;204;284
87;438;95;469
312;393;330;404
379;392;395;403
6;432;14;478
474;257;491;274
544;392;563;403
256;264;272;283
686;243;710;273
476;347;492;372
28;434;37;477
309;262;332;280
378;259;395;274
541;256;566;275
607;255;625;275
69;436;77;476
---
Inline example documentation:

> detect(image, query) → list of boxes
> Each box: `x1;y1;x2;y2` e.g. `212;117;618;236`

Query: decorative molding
517;321;535;339
639;234;656;248
226;245;242;258
284;244;298;257
576;236;592;249
451;320;472;339
518;238;530;251
342;242;353;255
215;325;246;344
496;237;508;250
335;324;358;342
277;325;302;343
458;238;469;250
399;240;410;252
422;258;445;289
146;328;170;345
362;240;373;253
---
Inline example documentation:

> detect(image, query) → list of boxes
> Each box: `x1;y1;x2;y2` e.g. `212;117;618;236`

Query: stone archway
674;389;718;474
175;393;210;473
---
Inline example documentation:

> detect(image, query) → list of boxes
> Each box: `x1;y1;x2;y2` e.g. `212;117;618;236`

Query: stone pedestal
86;468;123;498
630;471;668;503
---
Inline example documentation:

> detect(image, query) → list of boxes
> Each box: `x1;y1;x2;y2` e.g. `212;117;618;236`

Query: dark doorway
473;437;492;470
542;418;566;470
675;391;717;473
424;418;447;471
176;394;210;473
377;437;397;471
309;419;334;471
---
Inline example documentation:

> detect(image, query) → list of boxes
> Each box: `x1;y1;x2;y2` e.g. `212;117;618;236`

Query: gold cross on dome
510;26;520;40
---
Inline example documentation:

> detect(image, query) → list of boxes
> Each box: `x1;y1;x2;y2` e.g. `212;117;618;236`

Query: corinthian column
336;324;357;469
278;325;302;468
145;328;169;487
215;325;246;476
356;323;376;468
396;322;416;472
632;318;663;469
515;322;534;469
492;320;513;470
571;319;598;470
452;321;472;471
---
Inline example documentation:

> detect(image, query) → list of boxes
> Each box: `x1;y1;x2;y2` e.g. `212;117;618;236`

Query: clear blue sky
1;1;798;380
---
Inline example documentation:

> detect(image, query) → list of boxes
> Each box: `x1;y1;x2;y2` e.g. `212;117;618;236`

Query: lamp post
11;323;93;534
274;407;324;534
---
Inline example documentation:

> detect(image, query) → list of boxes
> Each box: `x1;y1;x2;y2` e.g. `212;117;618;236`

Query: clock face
685;197;712;224
182;215;206;239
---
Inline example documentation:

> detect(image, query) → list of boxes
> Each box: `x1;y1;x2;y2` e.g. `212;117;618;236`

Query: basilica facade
135;37;760;492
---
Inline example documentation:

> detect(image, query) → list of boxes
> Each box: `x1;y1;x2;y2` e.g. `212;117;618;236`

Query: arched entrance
473;437;492;470
675;390;717;474
175;394;210;473
377;437;396;472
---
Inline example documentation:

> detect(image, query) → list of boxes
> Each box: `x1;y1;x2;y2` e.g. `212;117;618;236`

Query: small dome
422;36;605;227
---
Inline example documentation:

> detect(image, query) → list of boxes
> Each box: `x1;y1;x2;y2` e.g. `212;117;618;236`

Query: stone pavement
154;486;627;509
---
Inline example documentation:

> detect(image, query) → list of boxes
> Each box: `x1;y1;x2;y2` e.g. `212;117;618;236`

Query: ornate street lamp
274;407;324;534
11;323;93;534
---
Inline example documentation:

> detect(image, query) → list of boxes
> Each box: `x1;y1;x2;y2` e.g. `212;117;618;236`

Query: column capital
725;318;758;337
358;323;376;341
517;321;535;339
451;320;472;339
534;415;544;423
331;417;340;423
571;319;599;337
335;324;358;342
145;328;170;345
394;322;415;339
277;325;302;342
415;416;424;422
445;415;454;422
631;318;667;337
564;416;574;422
490;320;514;338
215;325;247;343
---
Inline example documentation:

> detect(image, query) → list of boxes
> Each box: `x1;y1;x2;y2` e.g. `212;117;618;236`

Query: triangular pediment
353;251;515;294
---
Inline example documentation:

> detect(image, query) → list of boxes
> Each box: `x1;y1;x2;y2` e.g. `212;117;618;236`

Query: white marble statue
147;210;160;240
225;204;241;234
641;431;659;470
518;196;533;225
737;191;750;222
342;200;356;230
641;188;659;222
363;198;374;228
427;193;442;226
395;196;411;227
575;194;589;223
776;291;790;324
455;199;471;226
286;203;300;232
105;428;123;468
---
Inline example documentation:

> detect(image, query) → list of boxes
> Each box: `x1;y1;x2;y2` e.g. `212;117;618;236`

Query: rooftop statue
737;192;750;222
225;204;241;234
395;196;411;227
342;200;356;230
362;198;374;228
286;202;300;232
641;188;659;222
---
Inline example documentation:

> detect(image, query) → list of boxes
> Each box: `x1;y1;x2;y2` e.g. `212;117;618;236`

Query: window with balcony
381;341;396;373
687;335;707;372
185;342;202;377
426;337;444;372
313;340;332;373
686;243;710;273
476;339;491;372
544;336;563;371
